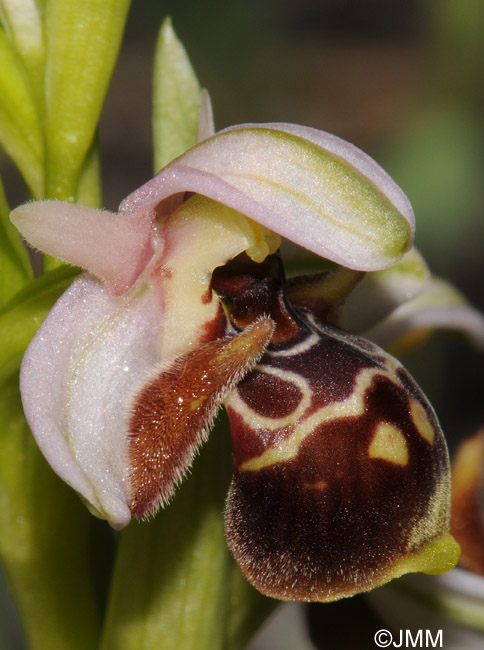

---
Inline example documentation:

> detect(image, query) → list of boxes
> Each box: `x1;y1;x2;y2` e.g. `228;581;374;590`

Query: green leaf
0;370;100;650
76;133;102;209
44;0;131;200
0;265;79;383
0;0;45;109
0;26;44;197
153;18;201;172
0;177;33;307
0;263;97;649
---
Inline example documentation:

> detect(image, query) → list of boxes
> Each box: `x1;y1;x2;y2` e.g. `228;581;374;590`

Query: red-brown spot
304;480;328;492
152;260;173;280
199;302;227;344
236;370;303;419
201;286;213;305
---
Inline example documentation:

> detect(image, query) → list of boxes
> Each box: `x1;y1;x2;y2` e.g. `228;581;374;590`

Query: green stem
100;413;277;650
100;422;233;650
224;561;278;649
0;373;101;650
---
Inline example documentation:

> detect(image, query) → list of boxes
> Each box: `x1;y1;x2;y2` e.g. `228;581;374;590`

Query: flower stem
100;414;275;650
0;374;101;650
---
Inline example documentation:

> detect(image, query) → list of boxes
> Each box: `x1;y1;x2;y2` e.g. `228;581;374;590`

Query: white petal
20;274;163;528
120;123;414;270
11;200;155;295
364;276;484;351
338;248;430;332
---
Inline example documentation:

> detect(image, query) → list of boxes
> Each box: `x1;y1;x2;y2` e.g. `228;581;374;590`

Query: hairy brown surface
129;318;274;518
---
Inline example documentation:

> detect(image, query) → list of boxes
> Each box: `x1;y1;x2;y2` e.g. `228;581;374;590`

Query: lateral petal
129;318;274;519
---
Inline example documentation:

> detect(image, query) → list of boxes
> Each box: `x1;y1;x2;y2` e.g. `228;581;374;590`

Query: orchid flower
11;122;461;603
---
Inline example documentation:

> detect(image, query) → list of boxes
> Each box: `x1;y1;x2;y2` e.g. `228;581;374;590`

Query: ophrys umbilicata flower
11;122;460;602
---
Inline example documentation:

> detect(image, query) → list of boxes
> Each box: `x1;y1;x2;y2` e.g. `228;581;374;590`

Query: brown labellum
213;254;456;602
129;317;274;518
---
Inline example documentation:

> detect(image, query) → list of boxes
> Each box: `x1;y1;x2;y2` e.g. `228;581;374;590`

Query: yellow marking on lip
410;398;435;445
394;533;460;577
369;422;409;466
238;364;402;471
378;533;460;590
